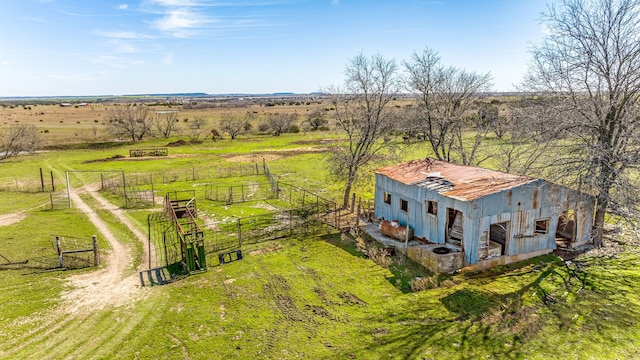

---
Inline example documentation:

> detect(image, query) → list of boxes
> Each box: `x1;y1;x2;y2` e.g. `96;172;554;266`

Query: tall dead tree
523;0;640;246
152;111;179;138
404;46;492;165
329;53;400;207
263;113;297;136
220;114;249;139
107;104;152;141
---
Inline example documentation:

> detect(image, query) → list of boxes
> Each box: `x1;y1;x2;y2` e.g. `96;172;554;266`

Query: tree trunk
592;195;607;248
342;179;353;209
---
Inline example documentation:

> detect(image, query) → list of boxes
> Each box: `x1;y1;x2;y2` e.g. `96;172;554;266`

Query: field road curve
61;183;152;313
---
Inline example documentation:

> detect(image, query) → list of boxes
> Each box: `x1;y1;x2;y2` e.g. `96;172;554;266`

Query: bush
288;124;300;133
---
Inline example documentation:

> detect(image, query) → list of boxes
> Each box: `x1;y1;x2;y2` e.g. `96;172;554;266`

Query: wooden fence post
51;171;55;191
40;168;45;192
237;218;242;247
289;210;293;234
56;236;63;268
93;235;99;266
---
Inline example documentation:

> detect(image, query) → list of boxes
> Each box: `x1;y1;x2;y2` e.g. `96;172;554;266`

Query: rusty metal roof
374;159;536;201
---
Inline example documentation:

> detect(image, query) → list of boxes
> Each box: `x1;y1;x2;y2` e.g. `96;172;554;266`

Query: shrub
410;276;438;291
368;246;392;268
288;124;300;133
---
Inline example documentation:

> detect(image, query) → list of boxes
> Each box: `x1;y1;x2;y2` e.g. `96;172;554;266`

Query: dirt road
62;184;151;313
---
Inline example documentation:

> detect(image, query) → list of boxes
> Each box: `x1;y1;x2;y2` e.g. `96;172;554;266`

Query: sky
0;0;549;97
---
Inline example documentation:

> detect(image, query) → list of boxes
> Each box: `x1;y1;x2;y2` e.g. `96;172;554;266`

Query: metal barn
372;159;594;273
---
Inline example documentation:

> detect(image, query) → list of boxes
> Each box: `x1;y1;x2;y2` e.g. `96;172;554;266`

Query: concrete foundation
406;246;464;274
459;248;552;273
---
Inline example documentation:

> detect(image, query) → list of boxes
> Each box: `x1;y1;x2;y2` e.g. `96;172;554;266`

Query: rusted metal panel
379;220;413;241
374;159;535;201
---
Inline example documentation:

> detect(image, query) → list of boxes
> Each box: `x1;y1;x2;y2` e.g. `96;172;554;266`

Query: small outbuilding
371;159;594;273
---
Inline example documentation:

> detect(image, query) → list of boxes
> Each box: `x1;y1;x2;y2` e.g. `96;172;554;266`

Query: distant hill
122;92;209;97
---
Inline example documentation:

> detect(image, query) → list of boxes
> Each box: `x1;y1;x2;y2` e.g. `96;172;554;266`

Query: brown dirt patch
0;212;27;227
225;147;331;162
166;139;189;147
249;244;284;256
82;153;194;164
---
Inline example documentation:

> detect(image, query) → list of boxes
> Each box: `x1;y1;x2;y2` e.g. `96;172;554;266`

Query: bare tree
220;114;249;139
107;104;152;141
188;117;209;141
491;98;557;176
0;124;38;161
152;111;179;138
404;46;493;165
263;113;297;136
329;53;400;207
523;0;640;246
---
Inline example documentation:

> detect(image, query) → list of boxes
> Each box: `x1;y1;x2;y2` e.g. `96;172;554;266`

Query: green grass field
0;131;639;359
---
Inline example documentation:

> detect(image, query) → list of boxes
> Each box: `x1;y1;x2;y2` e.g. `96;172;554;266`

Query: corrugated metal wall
374;174;594;266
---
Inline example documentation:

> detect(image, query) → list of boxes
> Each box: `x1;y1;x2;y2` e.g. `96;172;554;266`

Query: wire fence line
0;234;99;271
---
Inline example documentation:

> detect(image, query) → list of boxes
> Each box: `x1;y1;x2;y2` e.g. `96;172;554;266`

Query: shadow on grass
337;260;582;359
322;232;432;294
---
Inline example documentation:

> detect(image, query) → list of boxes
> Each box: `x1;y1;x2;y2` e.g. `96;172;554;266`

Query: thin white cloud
331;0;339;5
139;0;288;38
117;4;129;10
0;60;9;65
109;40;139;53
151;9;215;33
94;30;153;39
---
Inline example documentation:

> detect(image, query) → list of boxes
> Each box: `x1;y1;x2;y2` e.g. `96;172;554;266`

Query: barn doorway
489;221;509;255
446;208;463;248
556;210;576;248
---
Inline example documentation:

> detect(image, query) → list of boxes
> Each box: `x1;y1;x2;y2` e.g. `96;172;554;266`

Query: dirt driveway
62;183;152;313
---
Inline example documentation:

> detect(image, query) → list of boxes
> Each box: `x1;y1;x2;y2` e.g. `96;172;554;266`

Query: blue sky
0;0;548;96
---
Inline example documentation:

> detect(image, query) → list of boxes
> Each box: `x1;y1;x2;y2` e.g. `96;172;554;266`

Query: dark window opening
383;192;391;204
535;219;549;235
427;200;437;216
400;199;408;212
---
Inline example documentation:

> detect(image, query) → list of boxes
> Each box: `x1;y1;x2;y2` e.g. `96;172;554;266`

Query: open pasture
0;103;639;359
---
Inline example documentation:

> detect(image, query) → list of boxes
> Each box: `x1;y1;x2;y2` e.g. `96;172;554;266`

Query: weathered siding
374;174;472;244
374;173;594;267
